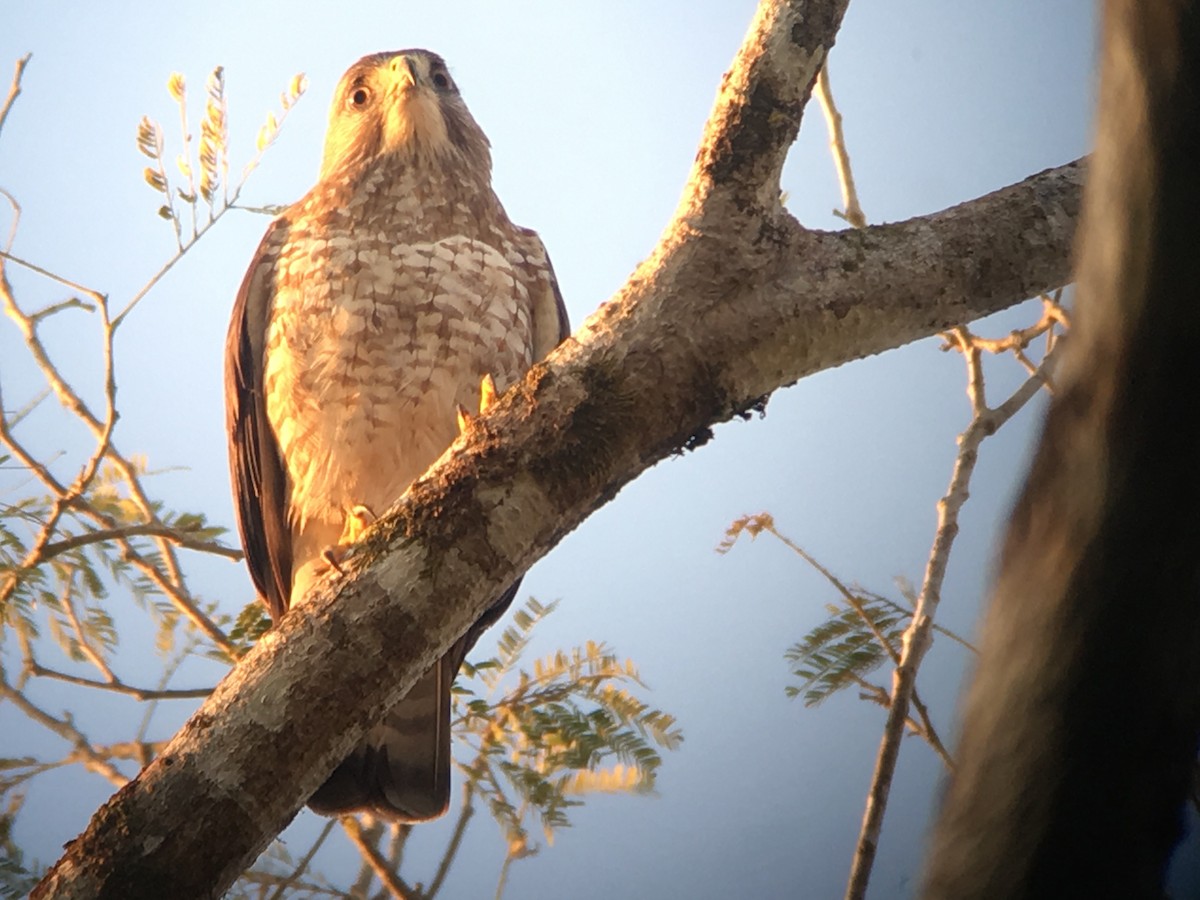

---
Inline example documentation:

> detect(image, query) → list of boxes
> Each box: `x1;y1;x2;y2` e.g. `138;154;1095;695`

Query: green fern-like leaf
227;601;271;649
785;593;908;707
456;597;682;853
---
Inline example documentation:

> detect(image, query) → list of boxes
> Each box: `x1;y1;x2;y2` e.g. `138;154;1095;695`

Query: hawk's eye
349;86;371;108
432;71;450;90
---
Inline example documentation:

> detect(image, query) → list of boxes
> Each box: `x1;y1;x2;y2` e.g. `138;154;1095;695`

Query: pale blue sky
1;3;1101;897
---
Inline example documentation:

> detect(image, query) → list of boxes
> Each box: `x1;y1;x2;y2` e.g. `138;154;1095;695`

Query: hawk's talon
479;373;498;413
322;547;347;575
340;504;377;545
457;373;499;435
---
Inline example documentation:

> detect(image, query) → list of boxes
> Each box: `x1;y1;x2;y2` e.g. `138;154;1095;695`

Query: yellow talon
339;504;376;546
324;504;377;575
457;373;499;435
479;373;498;413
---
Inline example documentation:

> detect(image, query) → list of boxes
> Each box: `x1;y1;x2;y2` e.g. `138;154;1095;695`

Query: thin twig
0;54;31;137
40;522;242;561
171;73;199;243
426;787;476;898
265;819;337;900
342;817;414;900
239;869;351;898
134;635;200;745
1;249;238;653
58;573;116;682
0;249;106;302
726;516;957;766
1;187;21;252
870;590;977;654
0;666;127;787
24;661;213;701
844;331;1063;900
111;535;238;656
909;690;954;770
814;63;867;228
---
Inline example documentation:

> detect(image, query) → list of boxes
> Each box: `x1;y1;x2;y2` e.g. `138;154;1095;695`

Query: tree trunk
923;1;1200;896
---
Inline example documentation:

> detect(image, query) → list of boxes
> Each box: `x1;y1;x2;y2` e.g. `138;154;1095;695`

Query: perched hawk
225;49;569;821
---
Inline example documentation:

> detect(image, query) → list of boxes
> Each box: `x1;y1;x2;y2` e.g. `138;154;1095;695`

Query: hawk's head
319;49;491;180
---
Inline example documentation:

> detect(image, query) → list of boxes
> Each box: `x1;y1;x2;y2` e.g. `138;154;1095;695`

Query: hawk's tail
307;657;453;822
306;581;519;822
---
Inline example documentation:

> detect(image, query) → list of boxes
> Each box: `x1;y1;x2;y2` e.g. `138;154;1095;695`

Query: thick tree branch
33;1;1084;896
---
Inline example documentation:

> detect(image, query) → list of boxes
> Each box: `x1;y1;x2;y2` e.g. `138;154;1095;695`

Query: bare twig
239;870;351;898
0;54;31;137
814;63;867;228
265;819;337;900
341;817;415;900
425;787;477;898
23;661;213;701
40;522;242;561
0;249;106;302
134;636;200;745
0;187;21;252
844;327;1063;900
0;666;127;788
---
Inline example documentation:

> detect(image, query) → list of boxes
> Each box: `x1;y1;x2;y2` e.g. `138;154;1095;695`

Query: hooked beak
388;54;420;94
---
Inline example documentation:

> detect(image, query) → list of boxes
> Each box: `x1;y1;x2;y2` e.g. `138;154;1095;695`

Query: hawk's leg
455;373;498;434
321;504;377;574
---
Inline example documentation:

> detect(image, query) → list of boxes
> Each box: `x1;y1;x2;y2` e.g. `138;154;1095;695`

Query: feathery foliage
784;592;908;707
456;598;683;855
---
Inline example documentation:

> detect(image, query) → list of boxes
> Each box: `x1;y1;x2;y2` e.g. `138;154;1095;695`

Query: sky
0;2;1119;897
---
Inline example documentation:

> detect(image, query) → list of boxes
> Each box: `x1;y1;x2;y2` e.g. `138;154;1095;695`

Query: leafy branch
0;55;302;875
720;293;1067;897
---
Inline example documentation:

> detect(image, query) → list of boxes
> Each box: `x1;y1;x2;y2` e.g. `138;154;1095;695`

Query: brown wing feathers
225;224;293;622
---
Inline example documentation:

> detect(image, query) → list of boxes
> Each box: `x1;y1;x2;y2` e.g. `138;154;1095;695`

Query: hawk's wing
522;227;572;360
226;220;292;622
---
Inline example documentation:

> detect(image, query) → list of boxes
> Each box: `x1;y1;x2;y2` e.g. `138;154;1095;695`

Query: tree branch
39;522;242;561
32;1;1084;896
23;660;214;701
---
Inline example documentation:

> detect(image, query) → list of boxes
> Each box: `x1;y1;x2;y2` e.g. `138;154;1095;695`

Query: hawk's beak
388;55;420;94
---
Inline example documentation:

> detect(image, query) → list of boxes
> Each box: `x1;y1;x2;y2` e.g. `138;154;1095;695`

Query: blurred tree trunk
923;1;1200;896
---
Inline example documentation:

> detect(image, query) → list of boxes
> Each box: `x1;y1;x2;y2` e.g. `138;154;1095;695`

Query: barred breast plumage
262;164;543;595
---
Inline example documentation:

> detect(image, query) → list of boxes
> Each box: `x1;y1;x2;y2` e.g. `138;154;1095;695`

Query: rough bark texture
34;1;1084;897
923;1;1200;896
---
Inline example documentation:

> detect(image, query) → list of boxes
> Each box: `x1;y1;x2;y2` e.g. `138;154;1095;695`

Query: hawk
225;49;569;821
